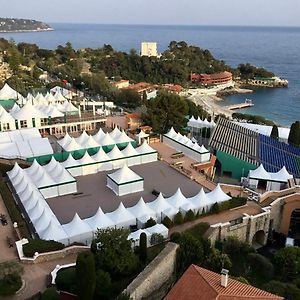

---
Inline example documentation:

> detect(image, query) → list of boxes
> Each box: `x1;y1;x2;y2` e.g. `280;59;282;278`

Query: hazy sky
1;0;300;26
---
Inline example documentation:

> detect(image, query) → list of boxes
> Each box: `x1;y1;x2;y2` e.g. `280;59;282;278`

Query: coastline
0;28;53;33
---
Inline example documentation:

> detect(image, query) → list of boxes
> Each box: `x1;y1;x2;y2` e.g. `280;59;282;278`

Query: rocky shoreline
0;28;53;33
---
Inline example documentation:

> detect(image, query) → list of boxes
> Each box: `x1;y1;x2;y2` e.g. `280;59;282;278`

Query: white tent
63;138;82;152
188;188;210;213
32;209;52;234
78;151;97;175
248;164;293;191
121;142;140;166
114;131;133;144
40;219;69;245
61;153;83;177
0;83;22;100
9;103;20;114
85;207;115;233
98;132;115;147
128;229;151;247
107;145;125;169
107;164;144;196
106;202;136;228
45;92;57;104
61;101;78;114
62;213;93;245
0;105;16;131
135;130;149;145
58;132;72;149
146;223;169;240
12;101;48;128
91;147;113;171
54;90;67;102
127;197;157;228
166;188;191;211
135;140;158;163
165;127;177;139
37;104;64;119
109;127;122;140
93;128;106;144
43;157;77;196
147;193;178;222
82;136;100;149
206;184;231;210
75;130;89;146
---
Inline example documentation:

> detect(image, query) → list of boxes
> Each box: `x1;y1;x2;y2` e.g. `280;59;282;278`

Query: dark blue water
1;23;300;126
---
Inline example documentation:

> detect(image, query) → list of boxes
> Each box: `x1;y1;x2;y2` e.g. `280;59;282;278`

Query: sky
1;0;300;27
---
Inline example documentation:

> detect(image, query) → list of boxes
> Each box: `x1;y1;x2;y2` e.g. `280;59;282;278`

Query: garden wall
125;242;179;300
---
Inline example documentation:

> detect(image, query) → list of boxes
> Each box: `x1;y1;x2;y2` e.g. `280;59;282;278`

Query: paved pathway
4;254;78;300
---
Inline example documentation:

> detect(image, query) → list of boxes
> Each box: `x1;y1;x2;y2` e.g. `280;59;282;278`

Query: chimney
221;269;229;288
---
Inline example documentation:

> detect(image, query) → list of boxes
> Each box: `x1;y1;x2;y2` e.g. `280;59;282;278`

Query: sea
1;23;300;126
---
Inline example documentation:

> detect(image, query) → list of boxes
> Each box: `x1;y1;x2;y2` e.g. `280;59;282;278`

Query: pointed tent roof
93;128;106;143
45;92;56;103
136;140;157;154
188;188;210;210
106;202;135;225
121;142;139;157
62;213;92;237
91;147;110;162
0;83;21;100
44;157;75;183
147;193;175;214
146;223;168;236
127;197;156;218
75;130;89;145
63;138;82;152
27;200;45;220
98;132;115;147
61;153;80;168
54;90;67;102
12;100;48;120
83;135;100;149
207;184;231;203
107;164;142;184
272;166;293;182
40;218;68;242
248;164;270;180
10;103;20;114
38;104;64;118
58;132;72;148
7;162;22;180
0;105;15;123
109;127;122;140
165;127;177;139
62;101;78;113
33;209;51;233
199;145;209;153
78;151;96;166
114;131;133;144
35;93;48;105
85;207;114;230
107;145;124;160
128;229;150;241
166;188;190;209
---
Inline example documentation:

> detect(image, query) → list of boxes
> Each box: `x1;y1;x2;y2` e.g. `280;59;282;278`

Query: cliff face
0;18;53;32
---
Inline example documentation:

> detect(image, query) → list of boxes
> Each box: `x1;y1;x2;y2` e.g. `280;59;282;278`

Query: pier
226;99;254;110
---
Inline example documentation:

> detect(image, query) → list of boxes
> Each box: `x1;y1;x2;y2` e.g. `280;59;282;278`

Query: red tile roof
165;265;283;300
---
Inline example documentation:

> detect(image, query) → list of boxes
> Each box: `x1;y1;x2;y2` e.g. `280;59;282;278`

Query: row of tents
163;127;211;162
61;140;158;176
58;127;133;152
187;116;216;129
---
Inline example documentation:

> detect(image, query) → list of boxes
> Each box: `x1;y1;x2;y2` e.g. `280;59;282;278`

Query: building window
40;118;48;126
2;123;10;131
20;120;27;128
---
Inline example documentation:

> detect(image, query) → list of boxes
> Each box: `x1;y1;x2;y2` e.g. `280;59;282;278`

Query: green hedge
23;239;65;257
0;175;30;238
0;273;22;296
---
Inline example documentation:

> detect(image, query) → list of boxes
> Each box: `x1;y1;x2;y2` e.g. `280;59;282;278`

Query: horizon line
44;21;300;29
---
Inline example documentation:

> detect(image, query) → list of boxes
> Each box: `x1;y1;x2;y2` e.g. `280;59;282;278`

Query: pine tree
270;125;279;140
139;232;147;262
76;251;96;300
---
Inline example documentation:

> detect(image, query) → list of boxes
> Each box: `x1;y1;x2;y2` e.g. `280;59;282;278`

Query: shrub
170;232;181;243
174;212;184;225
41;287;59;300
56;267;77;294
23;239;65;257
94;269;111;299
210;202;220;214
76;251;96;300
145;218;156;228
184;209;195;222
0;261;23;279
0;273;22;296
186;223;210;240
150;233;165;246
162;216;173;228
139;232;147;262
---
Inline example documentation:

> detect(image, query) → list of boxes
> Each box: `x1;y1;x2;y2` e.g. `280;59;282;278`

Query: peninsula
0;18;53;32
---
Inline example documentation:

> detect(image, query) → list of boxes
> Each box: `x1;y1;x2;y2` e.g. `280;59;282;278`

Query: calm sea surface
1;23;300;126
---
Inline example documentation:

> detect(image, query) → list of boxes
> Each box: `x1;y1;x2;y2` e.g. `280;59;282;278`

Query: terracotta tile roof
165;265;283;300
